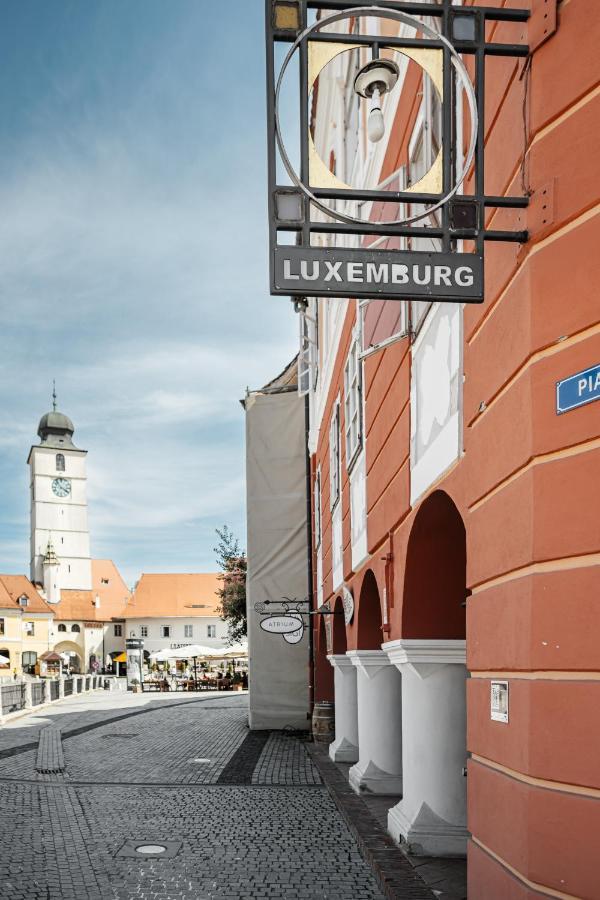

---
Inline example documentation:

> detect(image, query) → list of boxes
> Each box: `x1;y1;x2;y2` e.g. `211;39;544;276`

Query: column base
388;800;468;857
329;736;359;764
349;758;403;795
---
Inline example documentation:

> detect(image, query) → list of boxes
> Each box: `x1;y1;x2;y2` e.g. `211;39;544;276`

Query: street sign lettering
259;614;304;635
273;247;484;302
556;363;600;414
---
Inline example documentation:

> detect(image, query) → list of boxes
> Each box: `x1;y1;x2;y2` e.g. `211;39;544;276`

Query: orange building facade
303;3;600;897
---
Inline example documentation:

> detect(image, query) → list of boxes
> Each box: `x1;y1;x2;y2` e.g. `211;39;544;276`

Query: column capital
346;649;390;679
327;654;356;670
383;639;466;679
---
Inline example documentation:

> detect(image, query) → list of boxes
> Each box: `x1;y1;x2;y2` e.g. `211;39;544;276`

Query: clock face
52;478;71;498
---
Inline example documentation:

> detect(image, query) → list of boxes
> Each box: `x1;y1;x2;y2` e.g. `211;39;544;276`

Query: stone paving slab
0;782;385;900
252;731;321;786
35;726;64;775
306;744;435;900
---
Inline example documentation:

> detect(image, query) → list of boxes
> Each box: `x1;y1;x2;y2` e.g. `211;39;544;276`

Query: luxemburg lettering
281;257;476;289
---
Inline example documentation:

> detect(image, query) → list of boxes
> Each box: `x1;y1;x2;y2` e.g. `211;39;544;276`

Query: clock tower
28;394;92;596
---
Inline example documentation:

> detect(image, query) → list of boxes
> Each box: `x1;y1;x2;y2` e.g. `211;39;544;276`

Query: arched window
56;453;65;472
0;649;9;669
71;624;80;633
57;624;66;632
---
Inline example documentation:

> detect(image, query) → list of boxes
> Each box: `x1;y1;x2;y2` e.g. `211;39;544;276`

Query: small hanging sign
260;614;304;635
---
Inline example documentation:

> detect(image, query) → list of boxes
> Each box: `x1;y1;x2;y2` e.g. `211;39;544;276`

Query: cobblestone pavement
0;691;385;900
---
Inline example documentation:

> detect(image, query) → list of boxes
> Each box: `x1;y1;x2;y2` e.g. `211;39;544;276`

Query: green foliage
214;526;247;644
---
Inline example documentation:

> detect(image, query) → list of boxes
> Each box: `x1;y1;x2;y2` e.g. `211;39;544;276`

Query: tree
214;526;247;644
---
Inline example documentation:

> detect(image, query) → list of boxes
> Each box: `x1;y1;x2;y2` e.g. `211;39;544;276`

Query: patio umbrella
219;641;248;659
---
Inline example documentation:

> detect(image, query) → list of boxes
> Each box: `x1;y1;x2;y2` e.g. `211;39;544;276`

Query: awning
113;652;127;663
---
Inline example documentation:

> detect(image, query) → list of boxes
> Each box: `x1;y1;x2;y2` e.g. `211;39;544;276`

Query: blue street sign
556;363;600;415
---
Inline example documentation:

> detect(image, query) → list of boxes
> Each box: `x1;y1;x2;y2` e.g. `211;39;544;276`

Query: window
298;303;319;397
314;470;321;549
184;625;193;638
329;402;341;510
56;453;65;472
0;649;10;669
141;626;148;638
0;618;4;636
24;621;35;637
114;624;122;637
207;625;216;639
161;626;171;638
71;624;80;633
57;623;66;632
101;578;109;585
408;75;443;336
22;651;37;673
18;595;29;608
344;339;363;468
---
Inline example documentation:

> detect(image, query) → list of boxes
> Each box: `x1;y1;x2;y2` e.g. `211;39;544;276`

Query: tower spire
52;380;57;412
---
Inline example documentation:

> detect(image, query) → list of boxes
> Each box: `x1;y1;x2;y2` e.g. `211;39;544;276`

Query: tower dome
36;384;78;449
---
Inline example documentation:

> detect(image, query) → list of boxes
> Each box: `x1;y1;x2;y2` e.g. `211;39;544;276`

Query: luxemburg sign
273;247;484;303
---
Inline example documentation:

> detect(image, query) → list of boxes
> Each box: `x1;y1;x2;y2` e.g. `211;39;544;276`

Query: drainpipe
304;393;315;722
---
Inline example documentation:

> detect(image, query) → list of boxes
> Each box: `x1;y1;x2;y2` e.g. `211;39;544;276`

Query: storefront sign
260;614;304;635
556;363;600;414
490;680;509;723
273;247;484;303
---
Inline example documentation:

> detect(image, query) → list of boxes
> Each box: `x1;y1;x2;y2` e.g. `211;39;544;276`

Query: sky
0;1;298;587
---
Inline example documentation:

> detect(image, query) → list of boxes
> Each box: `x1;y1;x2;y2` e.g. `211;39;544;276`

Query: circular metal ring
274;6;478;227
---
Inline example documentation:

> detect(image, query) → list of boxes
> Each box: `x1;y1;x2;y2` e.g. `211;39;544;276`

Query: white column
384;639;468;857
328;654;359;763
58;677;65;699
24;682;33;710
347;650;403;795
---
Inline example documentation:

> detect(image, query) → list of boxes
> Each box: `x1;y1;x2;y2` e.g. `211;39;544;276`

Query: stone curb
306;743;436;900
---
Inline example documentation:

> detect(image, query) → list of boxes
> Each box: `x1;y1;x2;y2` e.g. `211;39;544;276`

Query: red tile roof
127;573;222;619
0;575;54;614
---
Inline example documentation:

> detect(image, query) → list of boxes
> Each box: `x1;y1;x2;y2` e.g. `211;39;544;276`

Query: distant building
50;559;130;674
25;398;129;672
126;573;227;661
0;575;54;676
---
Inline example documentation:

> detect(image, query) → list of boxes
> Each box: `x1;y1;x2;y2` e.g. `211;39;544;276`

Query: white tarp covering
245;383;310;730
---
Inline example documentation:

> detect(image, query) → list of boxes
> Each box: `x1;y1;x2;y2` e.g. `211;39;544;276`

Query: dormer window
101;578;109;585
18;595;29;608
56;453;65;472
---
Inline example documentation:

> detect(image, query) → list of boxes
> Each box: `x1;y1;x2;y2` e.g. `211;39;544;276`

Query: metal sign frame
265;0;530;304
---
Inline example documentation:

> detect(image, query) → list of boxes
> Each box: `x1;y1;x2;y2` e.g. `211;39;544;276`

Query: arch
0;649;10;669
57;623;67;632
71;623;81;633
331;595;347;654
54;641;82;673
356;569;383;650
402;490;466;639
55;453;65;472
314;612;334;701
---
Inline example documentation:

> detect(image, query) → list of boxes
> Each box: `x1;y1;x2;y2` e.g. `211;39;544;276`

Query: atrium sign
274;247;484;302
